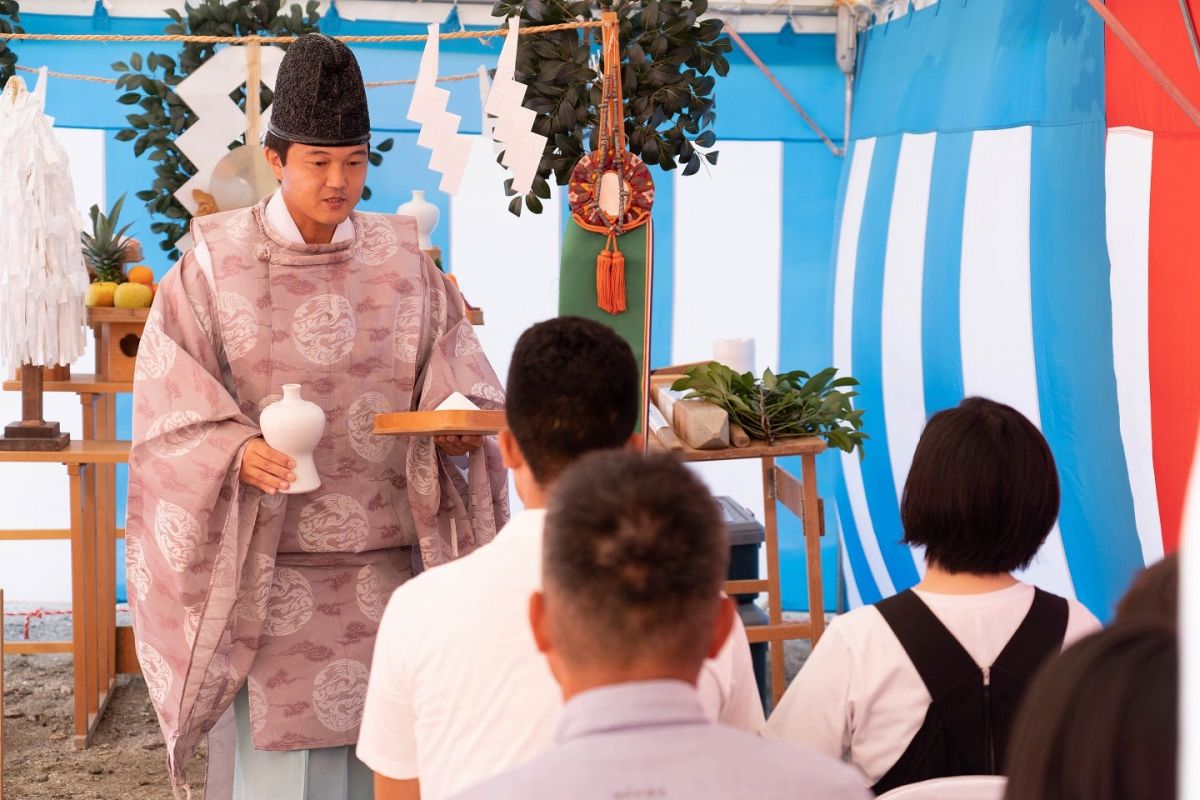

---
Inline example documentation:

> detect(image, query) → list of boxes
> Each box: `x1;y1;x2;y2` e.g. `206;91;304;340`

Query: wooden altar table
649;431;827;707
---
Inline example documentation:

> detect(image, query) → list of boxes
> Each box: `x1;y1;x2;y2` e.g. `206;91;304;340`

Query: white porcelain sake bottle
259;383;325;494
397;190;440;250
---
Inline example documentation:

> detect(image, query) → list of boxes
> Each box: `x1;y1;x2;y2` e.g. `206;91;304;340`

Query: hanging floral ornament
567;15;654;315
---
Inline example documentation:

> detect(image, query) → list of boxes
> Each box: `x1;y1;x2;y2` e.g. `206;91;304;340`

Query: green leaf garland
491;0;731;214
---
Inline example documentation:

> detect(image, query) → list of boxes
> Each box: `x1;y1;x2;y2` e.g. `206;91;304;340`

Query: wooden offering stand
0;364;71;451
86;307;150;383
649;428;828;708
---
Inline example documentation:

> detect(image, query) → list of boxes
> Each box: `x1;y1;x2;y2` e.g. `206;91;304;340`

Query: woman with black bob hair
1004;623;1177;800
764;397;1100;794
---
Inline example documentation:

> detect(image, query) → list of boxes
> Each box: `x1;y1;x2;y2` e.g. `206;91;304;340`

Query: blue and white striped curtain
827;0;1149;618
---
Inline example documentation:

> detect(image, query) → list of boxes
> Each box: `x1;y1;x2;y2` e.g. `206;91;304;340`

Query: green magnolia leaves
492;0;731;215
672;362;868;456
0;1;22;84
113;0;394;259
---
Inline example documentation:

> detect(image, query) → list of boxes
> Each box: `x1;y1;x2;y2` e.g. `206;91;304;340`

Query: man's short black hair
506;317;639;483
263;131;293;166
901;396;1059;574
543;450;728;667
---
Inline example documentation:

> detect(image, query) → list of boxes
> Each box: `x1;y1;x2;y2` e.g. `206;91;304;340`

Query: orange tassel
609;248;626;313
596;247;615;314
595;232;627;315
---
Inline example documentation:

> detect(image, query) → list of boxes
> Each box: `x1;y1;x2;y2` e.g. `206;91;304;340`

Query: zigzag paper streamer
407;24;474;195
484;17;549;195
173;45;284;214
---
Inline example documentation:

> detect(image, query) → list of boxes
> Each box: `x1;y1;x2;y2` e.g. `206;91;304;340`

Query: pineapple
81;194;134;284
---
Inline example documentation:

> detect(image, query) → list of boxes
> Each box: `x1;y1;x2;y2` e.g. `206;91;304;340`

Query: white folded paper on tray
435;391;480;411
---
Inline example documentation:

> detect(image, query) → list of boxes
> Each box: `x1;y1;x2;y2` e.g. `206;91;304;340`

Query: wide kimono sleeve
406;256;510;569
126;251;270;794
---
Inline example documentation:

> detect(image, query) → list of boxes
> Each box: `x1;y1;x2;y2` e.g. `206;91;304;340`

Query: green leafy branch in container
671;362;868;456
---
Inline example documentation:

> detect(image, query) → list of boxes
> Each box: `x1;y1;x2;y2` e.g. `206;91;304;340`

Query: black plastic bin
716;496;769;714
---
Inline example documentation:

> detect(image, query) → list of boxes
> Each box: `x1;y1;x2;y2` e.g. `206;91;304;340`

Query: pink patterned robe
126;199;509;790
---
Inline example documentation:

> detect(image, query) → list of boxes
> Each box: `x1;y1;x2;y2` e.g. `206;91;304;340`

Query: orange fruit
127;266;154;285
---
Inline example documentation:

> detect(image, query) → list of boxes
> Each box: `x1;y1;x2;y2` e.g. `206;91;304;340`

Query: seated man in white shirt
763;397;1101;793
358;317;763;800
450;451;869;800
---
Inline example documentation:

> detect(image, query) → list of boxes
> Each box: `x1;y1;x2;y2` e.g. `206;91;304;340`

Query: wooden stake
21;363;44;424
0;363;70;451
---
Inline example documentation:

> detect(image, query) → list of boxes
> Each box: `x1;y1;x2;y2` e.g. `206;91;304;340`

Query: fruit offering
127;265;154;286
84;281;118;308
114;282;153;309
82;194;136;307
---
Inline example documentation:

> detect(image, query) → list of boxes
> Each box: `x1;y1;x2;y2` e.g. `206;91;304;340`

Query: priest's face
267;143;369;243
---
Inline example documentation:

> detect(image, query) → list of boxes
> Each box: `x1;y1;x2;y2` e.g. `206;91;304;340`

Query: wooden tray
373;409;506;436
85;307;151;325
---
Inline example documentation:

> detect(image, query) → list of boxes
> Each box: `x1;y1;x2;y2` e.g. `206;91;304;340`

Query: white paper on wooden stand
0;69;89;369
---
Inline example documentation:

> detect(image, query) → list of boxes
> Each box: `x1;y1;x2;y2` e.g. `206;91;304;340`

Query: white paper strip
483;17;548;195
173;45;285;213
407;23;474;195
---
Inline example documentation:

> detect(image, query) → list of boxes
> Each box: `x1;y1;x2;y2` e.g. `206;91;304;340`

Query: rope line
3;608;73;640
14;62;481;87
15;64;116;84
0;20;603;45
367;71;479;86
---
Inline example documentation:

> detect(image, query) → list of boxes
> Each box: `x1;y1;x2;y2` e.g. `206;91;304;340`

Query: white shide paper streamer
408;23;474;195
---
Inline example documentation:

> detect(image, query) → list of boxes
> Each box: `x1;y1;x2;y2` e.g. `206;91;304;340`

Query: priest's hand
240;437;297;494
435;435;482;456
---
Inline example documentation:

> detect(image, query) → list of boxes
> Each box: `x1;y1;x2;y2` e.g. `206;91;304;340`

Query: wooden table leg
1;587;5;797
77;394;106;712
107;399;116;691
90;394;115;703
67;464;94;748
761;456;787;707
801;453;826;642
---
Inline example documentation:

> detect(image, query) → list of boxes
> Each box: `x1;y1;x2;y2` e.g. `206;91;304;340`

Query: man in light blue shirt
451;451;870;800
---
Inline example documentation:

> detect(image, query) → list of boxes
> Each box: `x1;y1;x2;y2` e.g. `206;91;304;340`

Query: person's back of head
902;396;1060;574
534;450;732;689
1004;623;1177;800
504;317;639;486
1115;553;1178;626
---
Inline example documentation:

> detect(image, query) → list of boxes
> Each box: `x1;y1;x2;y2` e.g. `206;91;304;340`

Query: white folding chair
877;775;1007;800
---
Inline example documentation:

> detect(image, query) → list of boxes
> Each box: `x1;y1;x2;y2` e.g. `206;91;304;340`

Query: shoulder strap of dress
992;588;1069;677
876;589;980;698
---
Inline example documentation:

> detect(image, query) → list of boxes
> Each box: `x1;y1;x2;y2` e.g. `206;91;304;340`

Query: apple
114;282;153;309
85;282;117;308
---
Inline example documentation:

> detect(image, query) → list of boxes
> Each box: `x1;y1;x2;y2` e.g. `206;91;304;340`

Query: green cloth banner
558;219;653;430
558;220;652;375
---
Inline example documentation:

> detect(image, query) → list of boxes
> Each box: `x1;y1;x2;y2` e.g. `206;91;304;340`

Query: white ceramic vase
259;383;325;494
397;190;439;250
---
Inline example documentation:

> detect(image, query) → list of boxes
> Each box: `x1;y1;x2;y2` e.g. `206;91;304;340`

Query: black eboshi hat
267;33;371;146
